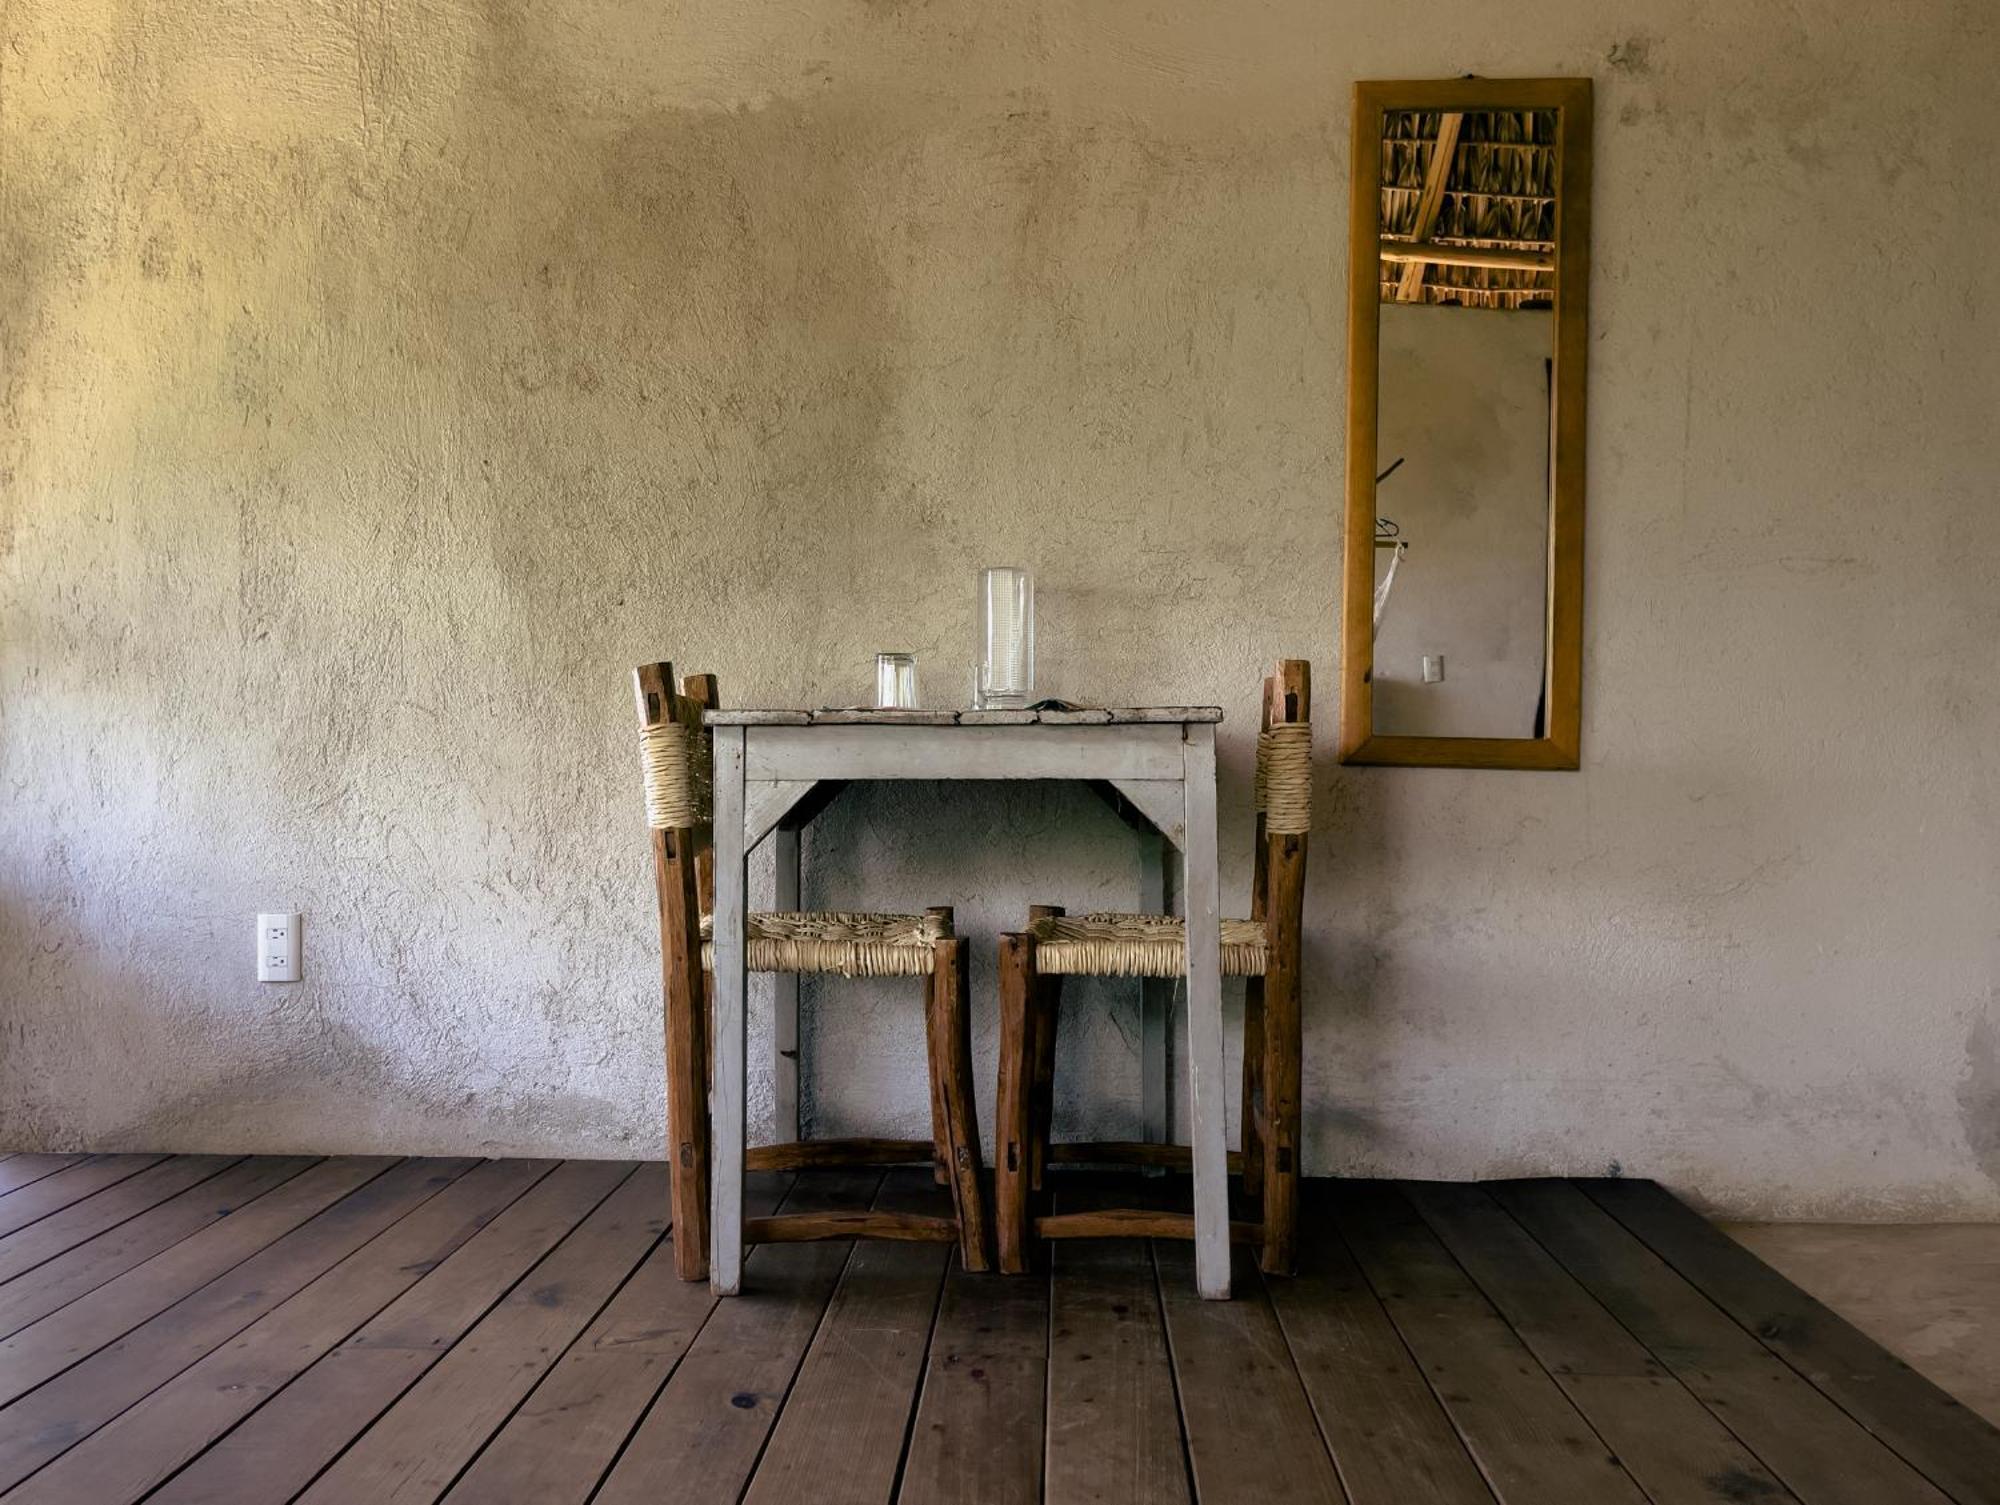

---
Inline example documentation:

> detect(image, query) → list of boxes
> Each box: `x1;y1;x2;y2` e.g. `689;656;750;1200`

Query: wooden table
703;706;1234;1299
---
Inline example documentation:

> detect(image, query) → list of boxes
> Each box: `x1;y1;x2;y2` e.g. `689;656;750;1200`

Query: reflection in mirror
1372;108;1557;740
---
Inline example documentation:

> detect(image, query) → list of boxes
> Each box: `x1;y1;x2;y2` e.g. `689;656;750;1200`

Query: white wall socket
1421;654;1445;684
257;912;301;982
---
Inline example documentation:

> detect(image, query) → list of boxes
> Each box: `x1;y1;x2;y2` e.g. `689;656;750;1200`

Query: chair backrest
633;660;717;1266
635;663;712;830
680;673;720;914
1251;659;1312;937
634;655;725;962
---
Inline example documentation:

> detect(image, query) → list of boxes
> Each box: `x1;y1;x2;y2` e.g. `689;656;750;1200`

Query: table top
704;706;1224;727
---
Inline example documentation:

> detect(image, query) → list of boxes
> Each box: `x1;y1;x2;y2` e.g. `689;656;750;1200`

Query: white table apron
704;713;1233;1301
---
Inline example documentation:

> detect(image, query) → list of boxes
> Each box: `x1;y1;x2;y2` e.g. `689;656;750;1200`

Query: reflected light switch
1421;655;1445;684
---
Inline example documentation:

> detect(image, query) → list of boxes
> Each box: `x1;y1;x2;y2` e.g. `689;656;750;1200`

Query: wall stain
1607;35;1655;75
1960;1007;2000;1188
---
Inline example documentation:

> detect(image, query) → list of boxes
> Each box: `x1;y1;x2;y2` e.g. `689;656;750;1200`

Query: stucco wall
3;0;1995;1218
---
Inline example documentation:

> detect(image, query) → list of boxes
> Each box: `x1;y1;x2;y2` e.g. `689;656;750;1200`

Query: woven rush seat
700;910;950;978
1029;912;1269;978
995;658;1314;1282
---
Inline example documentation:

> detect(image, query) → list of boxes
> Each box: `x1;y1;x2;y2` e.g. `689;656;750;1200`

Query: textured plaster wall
3;1;1996;1218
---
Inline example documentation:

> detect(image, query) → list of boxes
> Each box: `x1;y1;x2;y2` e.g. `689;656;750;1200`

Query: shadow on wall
0;872;638;1158
1963;1012;2000;1193
1318;755;1688;1178
1321;751;2000;1213
787;778;1250;1154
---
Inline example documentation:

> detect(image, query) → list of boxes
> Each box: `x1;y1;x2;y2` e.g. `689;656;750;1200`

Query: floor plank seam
1474;1180;1809;1504
883;1243;954;1505
1329;1185;1598;1505
1048;1248;1064;1505
731;1173;891;1500
0;1158;504;1504
729;1256;856;1495
0;1157;168;1247
0;1157;250;1293
1252;1259;1367;1505
1145;1239;1203;1505
0;1159;92;1201
0;1155;362;1410
575;1179;806;1505
1323;1198;1495;1502
131;1160;604;1505
279;1159;604;1501
1577;1180;1995;1505
1268;1216;1502;1504
277;1161;645;1503
0;1156;329;1342
433;1197;684;1504
589;1170;875;1505
50;1157;502;1505
580;1168;844;1505
1383;1180;1652;1502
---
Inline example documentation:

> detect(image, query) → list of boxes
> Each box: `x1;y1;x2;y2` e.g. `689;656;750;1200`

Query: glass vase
977;567;1035;709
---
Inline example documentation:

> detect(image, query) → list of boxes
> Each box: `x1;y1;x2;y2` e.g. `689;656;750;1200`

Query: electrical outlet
257;912;301;982
1421;654;1445;684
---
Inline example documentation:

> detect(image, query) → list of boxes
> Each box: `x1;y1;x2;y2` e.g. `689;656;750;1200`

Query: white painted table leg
1139;829;1173;1161
772;823;802;1145
709;726;748;1295
1180;723;1230;1299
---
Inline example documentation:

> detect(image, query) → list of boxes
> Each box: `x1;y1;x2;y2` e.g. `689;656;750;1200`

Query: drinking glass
875;652;919;709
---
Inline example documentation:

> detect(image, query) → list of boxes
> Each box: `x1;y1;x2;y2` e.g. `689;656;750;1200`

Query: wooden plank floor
0;1157;1992;1503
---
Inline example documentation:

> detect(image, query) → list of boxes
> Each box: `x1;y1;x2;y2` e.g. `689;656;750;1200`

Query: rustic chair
995;659;1310;1276
634;661;988;1280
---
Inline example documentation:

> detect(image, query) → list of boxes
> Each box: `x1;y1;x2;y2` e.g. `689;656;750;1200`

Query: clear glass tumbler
977;567;1035;709
875;652;919;709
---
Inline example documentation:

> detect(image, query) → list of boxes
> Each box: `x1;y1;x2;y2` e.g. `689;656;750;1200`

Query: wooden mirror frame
1339;77;1591;770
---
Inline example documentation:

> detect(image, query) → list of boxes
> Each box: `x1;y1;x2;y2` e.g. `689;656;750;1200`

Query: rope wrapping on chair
1257;722;1313;835
639;720;700;830
1028;912;1268;978
700;911;950;978
675;692;712;822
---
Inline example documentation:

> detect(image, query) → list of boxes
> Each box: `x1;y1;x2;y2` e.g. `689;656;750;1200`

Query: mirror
1340;79;1591;769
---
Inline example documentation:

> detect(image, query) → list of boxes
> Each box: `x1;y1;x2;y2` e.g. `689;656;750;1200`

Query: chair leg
1025;903;1064;1193
927;937;990;1272
924;969;952;1187
659;835;709;1283
1029;972;1062;1193
1241;975;1266;1205
994;932;1037;1274
924;905;956;1187
1261;941;1302;1277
